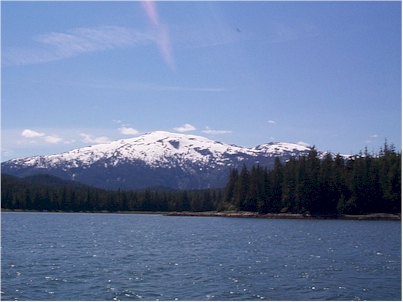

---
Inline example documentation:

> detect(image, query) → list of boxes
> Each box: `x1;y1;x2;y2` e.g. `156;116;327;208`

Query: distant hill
1;173;93;191
22;173;91;189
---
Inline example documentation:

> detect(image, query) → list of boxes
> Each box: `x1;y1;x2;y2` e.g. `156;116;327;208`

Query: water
1;212;401;301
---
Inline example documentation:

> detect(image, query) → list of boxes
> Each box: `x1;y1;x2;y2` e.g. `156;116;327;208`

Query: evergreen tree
202;189;214;211
234;165;249;211
306;147;321;214
270;157;283;213
224;168;239;205
141;189;155;211
319;153;337;215
244;165;259;212
181;190;191;212
283;157;298;212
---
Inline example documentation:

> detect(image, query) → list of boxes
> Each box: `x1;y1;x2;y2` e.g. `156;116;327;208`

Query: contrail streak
141;0;175;70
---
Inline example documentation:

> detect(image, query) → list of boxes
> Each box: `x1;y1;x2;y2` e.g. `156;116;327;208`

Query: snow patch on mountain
252;142;311;157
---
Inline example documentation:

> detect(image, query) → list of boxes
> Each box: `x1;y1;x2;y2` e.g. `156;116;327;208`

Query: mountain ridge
1;131;348;190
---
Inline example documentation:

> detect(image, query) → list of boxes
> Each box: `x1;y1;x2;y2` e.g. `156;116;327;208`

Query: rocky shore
164;211;401;220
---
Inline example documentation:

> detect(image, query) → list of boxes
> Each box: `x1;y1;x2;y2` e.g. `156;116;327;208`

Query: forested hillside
222;143;401;215
1;173;222;213
1;142;400;216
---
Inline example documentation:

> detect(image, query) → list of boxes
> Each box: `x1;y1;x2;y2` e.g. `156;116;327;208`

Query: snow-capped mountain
1;131;339;190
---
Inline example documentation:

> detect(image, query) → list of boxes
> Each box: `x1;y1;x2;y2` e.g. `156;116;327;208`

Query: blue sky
2;1;401;161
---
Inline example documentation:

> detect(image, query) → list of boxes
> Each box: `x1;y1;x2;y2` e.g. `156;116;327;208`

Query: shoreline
1;209;400;220
163;211;401;221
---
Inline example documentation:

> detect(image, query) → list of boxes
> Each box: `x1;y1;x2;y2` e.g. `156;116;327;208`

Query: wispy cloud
65;78;226;93
268;20;319;44
2;26;155;66
1;148;15;157
365;134;379;144
155;85;226;92
80;133;111;144
174;124;196;133
43;135;63;144
3;14;245;67
202;127;232;135
268;120;276;124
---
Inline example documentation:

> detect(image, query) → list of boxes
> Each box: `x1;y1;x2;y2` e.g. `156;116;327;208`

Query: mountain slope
1;131;339;190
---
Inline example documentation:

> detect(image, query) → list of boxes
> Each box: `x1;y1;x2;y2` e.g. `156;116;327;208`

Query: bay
1;212;401;300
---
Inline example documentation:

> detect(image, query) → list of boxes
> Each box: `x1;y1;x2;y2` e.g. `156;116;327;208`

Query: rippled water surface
1;212;401;300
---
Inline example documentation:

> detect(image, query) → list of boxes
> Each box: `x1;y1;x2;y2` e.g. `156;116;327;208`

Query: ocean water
1;212;401;301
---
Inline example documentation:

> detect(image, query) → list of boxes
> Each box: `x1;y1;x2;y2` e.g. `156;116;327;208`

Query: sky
1;1;401;161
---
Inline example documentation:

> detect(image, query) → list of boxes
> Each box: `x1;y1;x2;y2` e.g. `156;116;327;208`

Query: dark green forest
223;144;401;216
1;173;221;213
2;142;401;216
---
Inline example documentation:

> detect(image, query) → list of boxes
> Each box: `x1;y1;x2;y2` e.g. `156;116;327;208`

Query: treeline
223;142;401;215
1;142;401;216
1;173;222;213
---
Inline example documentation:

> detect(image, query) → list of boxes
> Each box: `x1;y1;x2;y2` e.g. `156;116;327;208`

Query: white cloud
119;126;139;135
21;129;45;138
268;120;276;124
174;124;196;133
297;141;311;147
80;133;111;144
21;129;65;144
202;127;232;135
21;129;70;144
43;135;63;144
113;120;139;135
370;134;378;138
